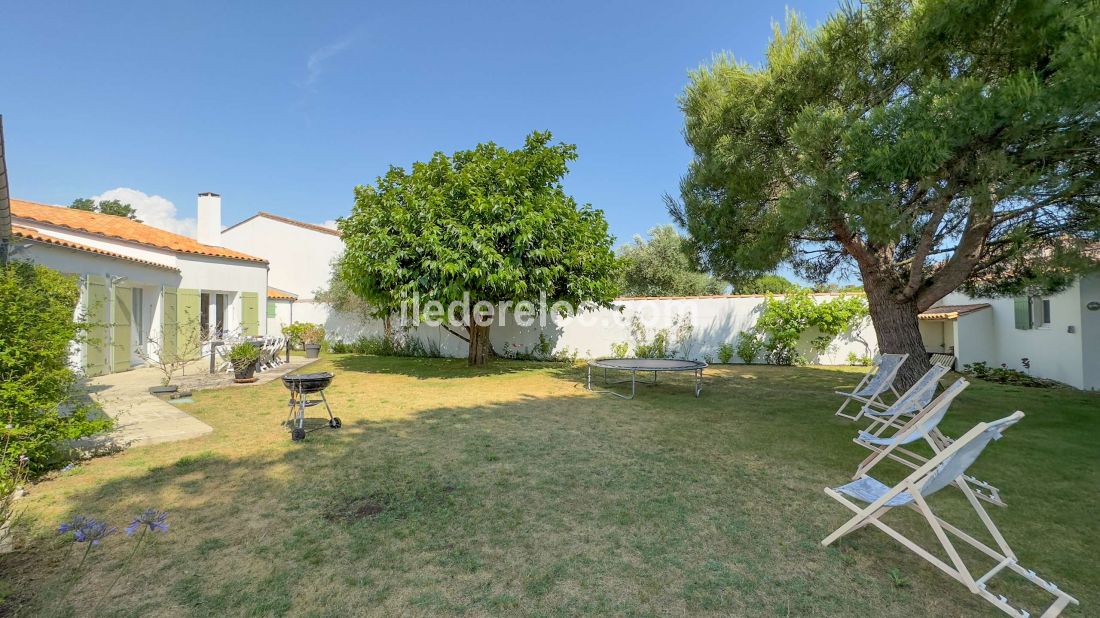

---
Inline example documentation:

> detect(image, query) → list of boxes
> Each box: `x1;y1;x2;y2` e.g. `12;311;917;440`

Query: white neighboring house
220;212;361;338
918;273;1100;390
10;194;269;377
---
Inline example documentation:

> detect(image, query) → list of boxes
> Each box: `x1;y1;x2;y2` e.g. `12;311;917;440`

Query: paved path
82;356;317;449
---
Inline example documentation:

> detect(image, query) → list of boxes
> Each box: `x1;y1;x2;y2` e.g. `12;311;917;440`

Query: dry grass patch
1;356;1097;616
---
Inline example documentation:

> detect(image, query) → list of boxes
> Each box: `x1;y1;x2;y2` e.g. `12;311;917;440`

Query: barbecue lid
282;372;334;381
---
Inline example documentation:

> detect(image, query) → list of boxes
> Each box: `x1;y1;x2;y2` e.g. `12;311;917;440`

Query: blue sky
1;0;837;252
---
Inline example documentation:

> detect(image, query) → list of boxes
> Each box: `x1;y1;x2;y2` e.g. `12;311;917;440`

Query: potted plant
302;324;325;359
227;342;261;382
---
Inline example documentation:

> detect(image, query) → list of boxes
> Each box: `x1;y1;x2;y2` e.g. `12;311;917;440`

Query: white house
220;212;361;337
919;274;1100;390
10;195;269;377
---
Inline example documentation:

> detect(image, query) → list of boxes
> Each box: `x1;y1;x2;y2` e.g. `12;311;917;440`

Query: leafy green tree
315;253;400;342
340;131;621;365
0;262;112;475
619;225;726;296
670;0;1100;386
737;274;800;295
69;198;141;221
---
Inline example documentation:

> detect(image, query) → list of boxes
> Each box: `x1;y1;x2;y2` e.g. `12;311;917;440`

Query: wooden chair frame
834;353;908;421
823;412;1078;617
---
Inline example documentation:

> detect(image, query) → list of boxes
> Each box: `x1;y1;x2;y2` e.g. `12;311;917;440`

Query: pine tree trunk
466;323;494;366
864;279;932;391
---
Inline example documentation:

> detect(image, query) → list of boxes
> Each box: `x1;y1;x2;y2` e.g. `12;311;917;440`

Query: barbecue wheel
291;427;306;441
329;417;342;429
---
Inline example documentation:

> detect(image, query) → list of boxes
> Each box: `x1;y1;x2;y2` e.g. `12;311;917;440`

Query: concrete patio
82;355;318;449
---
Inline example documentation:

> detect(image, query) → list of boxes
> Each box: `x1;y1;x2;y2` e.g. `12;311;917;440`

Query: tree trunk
864;279;932;391
466;323;494;366
382;314;394;344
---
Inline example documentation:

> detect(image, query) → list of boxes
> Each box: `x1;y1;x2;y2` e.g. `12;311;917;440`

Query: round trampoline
586;358;707;400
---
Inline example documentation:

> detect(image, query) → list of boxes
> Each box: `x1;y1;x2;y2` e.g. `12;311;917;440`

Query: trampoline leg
631;370;637;399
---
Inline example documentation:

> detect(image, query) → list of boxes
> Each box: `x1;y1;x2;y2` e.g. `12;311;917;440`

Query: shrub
734;331;764;364
610;342;629;358
717;342;735;364
750;291;868;365
0;262;112;476
962;362;1057;388
226;343;260;372
847;352;873;366
282;322;325;349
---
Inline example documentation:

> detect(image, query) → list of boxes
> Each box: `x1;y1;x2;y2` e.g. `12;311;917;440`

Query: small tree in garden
671;0;1100;387
736;274;800;295
340;131;621;365
135;319;202;388
618;225;726;297
315;254;401;343
0;262;112;475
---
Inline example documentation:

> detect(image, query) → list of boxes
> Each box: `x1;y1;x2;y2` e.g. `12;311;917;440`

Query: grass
2;356;1098;616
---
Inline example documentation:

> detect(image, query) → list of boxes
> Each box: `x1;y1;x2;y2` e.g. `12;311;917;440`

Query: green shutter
111;285;133;373
1013;297;1032;330
84;275;110;377
162;287;178;363
267;300;277;318
178;289;202;360
241;292;259;336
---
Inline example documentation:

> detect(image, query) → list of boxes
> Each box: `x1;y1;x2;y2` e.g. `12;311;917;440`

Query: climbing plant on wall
741;291;868;365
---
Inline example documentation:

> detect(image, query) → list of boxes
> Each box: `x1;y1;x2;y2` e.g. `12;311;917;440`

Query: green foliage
610;342;629;359
69;197;141;222
315;253;394;321
499;334;577;363
226;343;260;371
618;225;726;297
339;131;621;362
748;291;868;366
716;342;735;364
623;314;695;359
329;332;445;359
962;362;1059;388
671;0;1100;340
734;331;764;364
847;352;873;367
736;275;800;295
0;263;112;476
282;322;324;348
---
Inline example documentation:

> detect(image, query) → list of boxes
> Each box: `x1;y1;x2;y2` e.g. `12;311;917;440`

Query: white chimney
196;192;222;246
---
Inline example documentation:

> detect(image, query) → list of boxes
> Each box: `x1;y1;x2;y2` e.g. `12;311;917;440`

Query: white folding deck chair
853;378;1006;507
823;412;1078;617
860;363;952;436
834;353;908;421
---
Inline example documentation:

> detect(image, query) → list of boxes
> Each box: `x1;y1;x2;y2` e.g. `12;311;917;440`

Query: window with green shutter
267;300;277;318
1013;297;1032;330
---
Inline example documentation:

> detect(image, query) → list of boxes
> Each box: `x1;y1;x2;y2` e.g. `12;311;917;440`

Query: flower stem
93;528;146;611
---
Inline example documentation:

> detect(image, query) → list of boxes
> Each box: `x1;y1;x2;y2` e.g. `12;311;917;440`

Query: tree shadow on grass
330;354;579;382
3;364;1097;617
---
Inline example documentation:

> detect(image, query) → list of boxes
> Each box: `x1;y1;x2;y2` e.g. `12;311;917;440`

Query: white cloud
322;219;339;230
304;36;354;90
92;187;196;237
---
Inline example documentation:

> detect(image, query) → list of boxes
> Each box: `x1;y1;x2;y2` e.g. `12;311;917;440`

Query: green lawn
4;357;1098;616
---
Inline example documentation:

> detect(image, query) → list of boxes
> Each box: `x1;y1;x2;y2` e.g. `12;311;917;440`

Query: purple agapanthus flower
125;509;169;536
59;516;116;545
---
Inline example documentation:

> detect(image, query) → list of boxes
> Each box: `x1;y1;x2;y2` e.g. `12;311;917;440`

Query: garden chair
822;411;1078;617
834;353;908;421
851;377;1005;507
214;342;233;373
860;364;951;435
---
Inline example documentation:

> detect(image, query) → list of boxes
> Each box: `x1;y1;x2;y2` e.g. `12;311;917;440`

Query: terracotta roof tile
919;304;991;320
12;224;180;271
267;286;298;301
223;211;341;237
12;199;267;264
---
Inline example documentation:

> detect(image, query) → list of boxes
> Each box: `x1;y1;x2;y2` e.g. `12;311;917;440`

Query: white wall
221;216;343;301
324;294;878;365
176;254;269;335
1077;274;1100;390
267;299;295;334
942;284;1087;388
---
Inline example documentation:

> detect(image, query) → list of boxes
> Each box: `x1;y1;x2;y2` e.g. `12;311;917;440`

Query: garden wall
325;293;878;365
